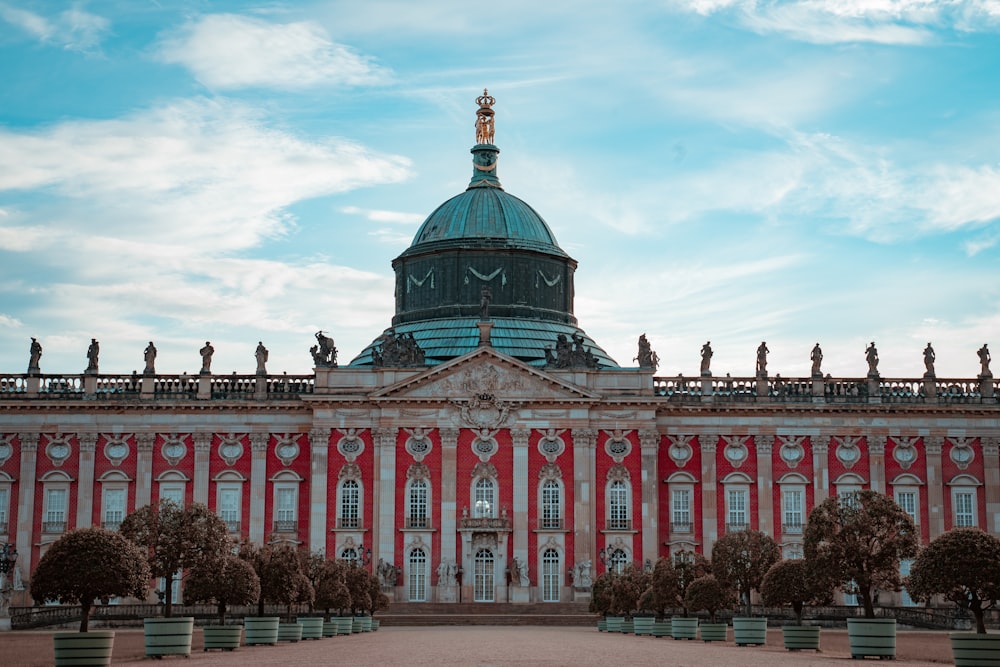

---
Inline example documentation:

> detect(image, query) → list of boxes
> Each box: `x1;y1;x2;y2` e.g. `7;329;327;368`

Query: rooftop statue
923;342;936;378
480;286;492;321
980;344;992;378
312;331;338;368
85;338;99;374
635;333;659;371
700;341;713;377
372;329;425;368
756;341;769;377
475;89;496;145
28;337;42;374
143;341;157;375
810;343;823;377
255;341;268;375
545;332;599;370
199;341;214;374
865;341;879;377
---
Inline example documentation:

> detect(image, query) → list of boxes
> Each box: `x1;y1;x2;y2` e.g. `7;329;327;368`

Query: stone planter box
597;618;607;632
202;625;243;652
322;620;340;637
605;616;624;633
144;617;193;658
651;620;671;638
297;617;324;640
950;632;1000;667
243;616;279;645
371;619;380;631
782;625;820;651
699;623;728;642
732;616;767;647
620;619;634;634
353;616;372;633
671;616;698;640
633;616;655;636
277;622;303;642
53;631;115;666
847;618;896;659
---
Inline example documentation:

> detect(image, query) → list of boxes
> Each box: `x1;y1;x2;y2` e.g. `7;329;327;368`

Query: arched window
340;547;359;563
609;548;628;574
607;480;630;530
408;479;429;529
474;548;495;602
339;479;360;529
541;480;562;529
542;548;560;602
473;478;496;518
409;548;427;601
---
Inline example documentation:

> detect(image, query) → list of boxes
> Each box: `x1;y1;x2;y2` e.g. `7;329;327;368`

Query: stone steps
377;602;597;627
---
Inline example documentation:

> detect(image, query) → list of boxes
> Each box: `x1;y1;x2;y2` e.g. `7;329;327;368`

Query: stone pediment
371;348;597;402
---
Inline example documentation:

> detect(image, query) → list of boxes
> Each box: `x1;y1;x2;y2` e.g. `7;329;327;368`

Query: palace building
0;92;998;609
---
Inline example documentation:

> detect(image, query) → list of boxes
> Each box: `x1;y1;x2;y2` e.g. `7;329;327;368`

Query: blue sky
1;0;999;379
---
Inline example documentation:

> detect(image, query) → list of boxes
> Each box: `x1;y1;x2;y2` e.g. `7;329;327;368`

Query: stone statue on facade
255;342;268;375
371;329;425;368
518;560;529;587
377;558;398;587
635;334;659;371
979;344;992;378
575;560;592;589
85;338;99;374
756;341;769;377
700;341;713;376
437;560;457;586
143;341;157;375
545;332;599;370
865;341;879;377
480;286;492;321
27;337;42;374
199;341;214;374
311;331;338;368
923;342;936;377
810;343;823;377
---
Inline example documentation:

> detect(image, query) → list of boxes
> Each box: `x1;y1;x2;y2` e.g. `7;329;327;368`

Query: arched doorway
474;548;495;602
542;548;560;602
409;548;427;602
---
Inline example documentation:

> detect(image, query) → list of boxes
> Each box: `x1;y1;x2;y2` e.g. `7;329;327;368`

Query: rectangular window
218;486;241;532
838;486;861;508
159;485;184;505
608;481;630;530
102;488;126;530
541;482;561;529
955;491;976;528
340;480;361;527
274;487;297;532
726;488;747;532
0;487;8;535
45;487;67;532
408;481;428;528
671;488;692;532
782;489;803;533
895;490;918;525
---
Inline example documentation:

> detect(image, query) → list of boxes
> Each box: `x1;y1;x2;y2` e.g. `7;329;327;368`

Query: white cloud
0;3;109;52
155;14;388;90
0;313;22;328
340;206;424;224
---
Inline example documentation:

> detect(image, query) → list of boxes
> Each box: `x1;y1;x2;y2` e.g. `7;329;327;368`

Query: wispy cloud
155;14;389;90
340;206;424;225
0;3;109;52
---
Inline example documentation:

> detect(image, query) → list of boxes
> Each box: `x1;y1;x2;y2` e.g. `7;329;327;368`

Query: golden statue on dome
475;89;496;145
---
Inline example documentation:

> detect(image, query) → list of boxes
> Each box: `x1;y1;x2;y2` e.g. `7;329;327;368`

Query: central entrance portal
473;548;495;602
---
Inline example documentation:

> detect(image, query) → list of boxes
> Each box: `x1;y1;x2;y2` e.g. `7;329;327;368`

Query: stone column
699;435;718;554
572;428;597;578
925;436;945;539
639;429;659;564
755;435;774;535
374;428;398;569
868;436;886;494
248;433;269;544
192;433;212;506
15;433;38;575
511;428;530;603
439;428;459;601
134;434;155;509
812;434;830;505
308;428;330;554
983;437;1000;534
75;433;97;529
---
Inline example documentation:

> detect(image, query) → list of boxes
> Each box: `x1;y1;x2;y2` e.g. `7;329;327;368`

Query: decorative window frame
537;472;564;531
213;470;246;534
471;475;498;519
539;537;564;602
407;541;429;602
337;467;364;530
605;468;632;531
721;471;752;532
0;471;13;536
604;536;631;574
336;428;365;462
405;472;432;530
100;474;129;530
44;434;72;467
890;473;923;527
160;434;187;466
102;434;130;467
269;469;303;533
777;472;809;534
665;471;697;534
947;474;982;528
40;470;74;534
155;470;189;505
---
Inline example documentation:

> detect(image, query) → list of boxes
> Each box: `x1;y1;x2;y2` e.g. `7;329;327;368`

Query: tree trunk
860;588;875;618
792;601;803;625
974;606;986;634
80;602;92;633
164;573;174;618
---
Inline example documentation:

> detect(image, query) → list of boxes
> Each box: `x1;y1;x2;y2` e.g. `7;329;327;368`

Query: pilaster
572;428;597;573
248;433;269;544
812;434;830;505
15;433;38;575
699;434;718;554
75;433;97;529
308;428;329;554
754;435;774;535
982;437;999;534
134;433;155;509
375;427;398;568
511;427;530;602
191;433;212;506
925;436;945;539
439;427;459;601
868;436;886;494
639;429;659;564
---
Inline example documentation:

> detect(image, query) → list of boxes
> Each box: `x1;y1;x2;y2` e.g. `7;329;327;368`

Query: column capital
699;434;718;454
925;436;944;455
309;428;330;449
811;434;829;454
868;435;886;456
572;428;597;449
511;428;530;448
439;427;459;447
755;435;773;455
135;433;155;452
639;429;660;450
77;432;98;452
373;427;398;449
982;436;1000;457
249;432;269;452
192;432;213;452
17;432;38;452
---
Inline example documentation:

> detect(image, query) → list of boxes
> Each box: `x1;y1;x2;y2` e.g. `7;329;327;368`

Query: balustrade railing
459;516;511;530
94;375;141;396
0;375;27;393
404;517;430;529
272;519;297;533
40;375;84;395
153;375;198;397
210;375;257;399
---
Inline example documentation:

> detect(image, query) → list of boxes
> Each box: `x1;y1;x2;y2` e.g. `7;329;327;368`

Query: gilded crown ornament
475;88;496;145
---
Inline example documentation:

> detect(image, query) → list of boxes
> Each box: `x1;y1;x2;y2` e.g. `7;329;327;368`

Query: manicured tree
804;490;918;619
119;499;230;617
906;528;1000;634
345;563;372;615
673;550;711;617
30;527;150;632
684;575;735;624
589;572;613;617
239;541;308;618
314;558;352;619
712;529;780;617
609;565;651;618
366;571;390;616
299;549;327;614
639;557;677;618
183;554;260;625
760;559;831;625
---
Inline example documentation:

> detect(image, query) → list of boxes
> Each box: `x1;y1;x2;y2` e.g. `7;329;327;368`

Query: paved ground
1;626;958;666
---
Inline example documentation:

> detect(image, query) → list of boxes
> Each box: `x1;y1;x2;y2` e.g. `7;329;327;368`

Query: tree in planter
589;572;613;617
804;490;918;618
712;529;780;617
299;549;327;615
183;554;260;625
684;575;735;624
366;571;390;617
240;542;312;621
760;559;832;625
639;552;709;618
314;558;352;619
30;527;150;632
119;499;230;617
345;563;372;615
906;528;1000;634
609;565;651;618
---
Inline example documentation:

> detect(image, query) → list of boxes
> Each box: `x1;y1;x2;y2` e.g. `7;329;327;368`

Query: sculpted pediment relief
371;348;596;402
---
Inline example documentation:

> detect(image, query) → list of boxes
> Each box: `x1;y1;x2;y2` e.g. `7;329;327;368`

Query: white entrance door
474;548;495;602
